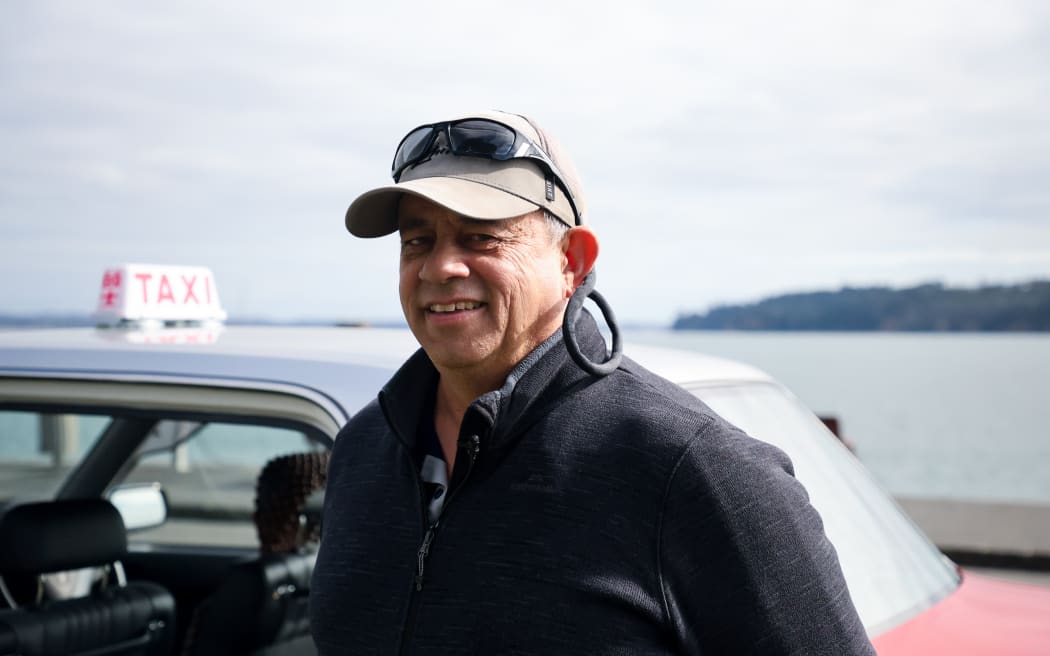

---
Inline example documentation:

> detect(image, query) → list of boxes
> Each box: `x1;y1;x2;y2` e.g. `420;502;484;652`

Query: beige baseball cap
344;110;586;238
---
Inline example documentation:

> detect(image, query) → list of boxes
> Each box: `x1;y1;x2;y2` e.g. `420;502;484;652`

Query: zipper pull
455;433;481;469
415;523;438;591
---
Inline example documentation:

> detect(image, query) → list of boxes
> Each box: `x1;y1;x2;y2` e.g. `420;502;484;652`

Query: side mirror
108;483;168;532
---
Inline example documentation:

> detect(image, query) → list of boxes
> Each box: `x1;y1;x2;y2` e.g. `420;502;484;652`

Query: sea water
627;330;1050;504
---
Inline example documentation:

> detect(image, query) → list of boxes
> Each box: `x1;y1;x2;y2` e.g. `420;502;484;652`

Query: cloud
1;1;1048;323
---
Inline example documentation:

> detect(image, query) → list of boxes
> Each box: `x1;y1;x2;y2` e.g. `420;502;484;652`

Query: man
311;110;874;654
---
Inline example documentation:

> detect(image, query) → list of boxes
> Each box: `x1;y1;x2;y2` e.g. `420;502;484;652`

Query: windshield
690;381;960;635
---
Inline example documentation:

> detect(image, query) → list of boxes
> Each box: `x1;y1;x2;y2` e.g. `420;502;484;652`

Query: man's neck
432;373;494;475
427;323;565;471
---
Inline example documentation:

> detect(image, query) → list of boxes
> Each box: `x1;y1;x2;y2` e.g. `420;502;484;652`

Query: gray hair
542;210;571;244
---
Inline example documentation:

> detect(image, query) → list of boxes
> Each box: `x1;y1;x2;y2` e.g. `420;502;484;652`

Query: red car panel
873;570;1050;655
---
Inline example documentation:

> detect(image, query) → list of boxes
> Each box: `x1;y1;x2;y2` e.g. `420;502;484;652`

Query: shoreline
896;497;1050;573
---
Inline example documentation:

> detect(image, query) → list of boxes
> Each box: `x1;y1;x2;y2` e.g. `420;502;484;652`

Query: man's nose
419;239;469;283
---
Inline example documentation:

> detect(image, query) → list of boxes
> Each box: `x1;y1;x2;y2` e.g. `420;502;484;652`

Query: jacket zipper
398;432;481;655
414;433;479;589
414;522;438;591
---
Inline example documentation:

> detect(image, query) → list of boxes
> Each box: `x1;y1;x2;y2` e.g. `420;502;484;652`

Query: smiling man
310;110;874;655
396;194;596;470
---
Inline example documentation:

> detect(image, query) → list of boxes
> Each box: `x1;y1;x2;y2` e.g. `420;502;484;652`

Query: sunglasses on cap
390;118;581;226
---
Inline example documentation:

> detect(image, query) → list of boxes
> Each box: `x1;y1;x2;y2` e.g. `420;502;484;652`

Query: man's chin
411;330;492;368
423;346;492;371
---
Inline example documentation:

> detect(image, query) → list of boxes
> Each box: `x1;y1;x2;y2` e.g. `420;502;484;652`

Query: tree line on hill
673;281;1050;331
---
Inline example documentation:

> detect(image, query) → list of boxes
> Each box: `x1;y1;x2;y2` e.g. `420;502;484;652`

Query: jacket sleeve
657;418;875;655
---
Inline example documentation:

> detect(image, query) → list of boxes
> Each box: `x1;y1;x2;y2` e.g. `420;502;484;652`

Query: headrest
254;452;329;554
0;499;127;575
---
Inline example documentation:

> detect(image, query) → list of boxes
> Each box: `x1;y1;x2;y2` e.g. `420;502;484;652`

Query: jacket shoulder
601;355;743;450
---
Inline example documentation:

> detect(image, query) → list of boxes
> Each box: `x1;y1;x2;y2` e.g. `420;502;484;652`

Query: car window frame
0;376;338;502
0;374;346;436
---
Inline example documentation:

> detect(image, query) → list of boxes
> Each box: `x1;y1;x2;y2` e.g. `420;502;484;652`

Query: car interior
0;498;175;655
179;451;328;655
0;406;331;656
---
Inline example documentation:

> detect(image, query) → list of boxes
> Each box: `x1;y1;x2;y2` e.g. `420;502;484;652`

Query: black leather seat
0;499;175;656
183;552;315;655
181;452;327;656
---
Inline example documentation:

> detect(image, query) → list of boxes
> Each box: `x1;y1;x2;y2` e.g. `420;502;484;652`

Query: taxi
0;265;1048;655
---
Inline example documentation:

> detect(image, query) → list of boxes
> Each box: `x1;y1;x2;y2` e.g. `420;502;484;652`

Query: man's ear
563;227;599;295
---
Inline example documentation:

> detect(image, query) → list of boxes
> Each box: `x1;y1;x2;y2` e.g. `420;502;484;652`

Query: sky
2;1;1048;325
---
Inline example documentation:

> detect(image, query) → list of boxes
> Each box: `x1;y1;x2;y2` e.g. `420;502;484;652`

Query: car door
0;375;341;652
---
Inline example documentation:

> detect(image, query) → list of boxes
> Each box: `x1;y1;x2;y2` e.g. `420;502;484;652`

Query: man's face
397;195;572;383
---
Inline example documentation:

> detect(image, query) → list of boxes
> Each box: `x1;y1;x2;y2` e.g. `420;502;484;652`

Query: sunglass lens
448;120;516;158
393;127;434;174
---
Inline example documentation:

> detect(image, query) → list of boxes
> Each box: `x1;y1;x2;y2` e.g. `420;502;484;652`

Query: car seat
181;451;329;656
0;498;176;656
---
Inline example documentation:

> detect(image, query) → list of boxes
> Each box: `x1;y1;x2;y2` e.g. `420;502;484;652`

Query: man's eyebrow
461;217;507;229
397;215;508;232
397;216;428;233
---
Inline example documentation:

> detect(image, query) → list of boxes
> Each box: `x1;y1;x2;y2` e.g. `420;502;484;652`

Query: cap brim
345;177;541;238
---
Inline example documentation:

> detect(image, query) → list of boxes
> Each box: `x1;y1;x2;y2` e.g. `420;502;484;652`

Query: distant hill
673;281;1050;331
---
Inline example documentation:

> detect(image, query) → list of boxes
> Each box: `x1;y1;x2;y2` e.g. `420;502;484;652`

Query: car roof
0;326;774;416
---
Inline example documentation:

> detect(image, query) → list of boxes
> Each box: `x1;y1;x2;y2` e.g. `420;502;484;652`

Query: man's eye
401;237;429;251
467;233;496;245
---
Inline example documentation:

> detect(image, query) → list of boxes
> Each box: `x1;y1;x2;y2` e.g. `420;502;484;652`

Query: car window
116;419;327;549
0;410;110;506
691;382;960;636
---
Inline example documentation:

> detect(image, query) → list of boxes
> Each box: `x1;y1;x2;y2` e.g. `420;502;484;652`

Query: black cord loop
562;271;623;376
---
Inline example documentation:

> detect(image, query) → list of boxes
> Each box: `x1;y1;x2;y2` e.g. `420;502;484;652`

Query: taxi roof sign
94;264;227;326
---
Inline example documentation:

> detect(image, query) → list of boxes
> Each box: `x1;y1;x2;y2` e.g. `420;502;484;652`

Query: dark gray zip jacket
310;314;875;655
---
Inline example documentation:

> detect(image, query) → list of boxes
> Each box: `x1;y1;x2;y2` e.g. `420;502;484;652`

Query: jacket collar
377;310;612;452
